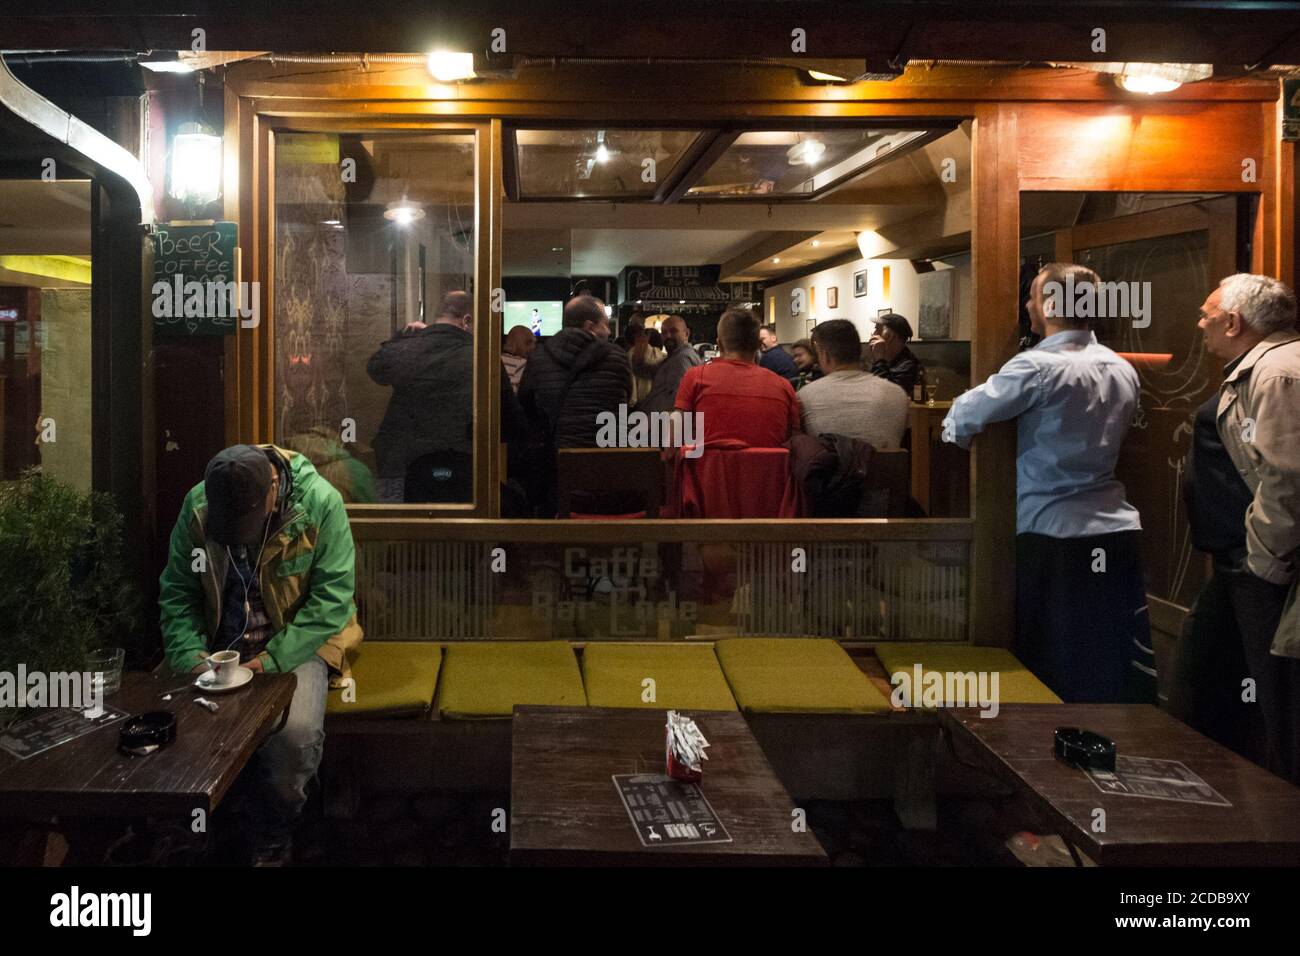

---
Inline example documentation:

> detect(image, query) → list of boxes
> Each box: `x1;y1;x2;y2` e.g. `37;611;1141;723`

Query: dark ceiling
3;1;1300;67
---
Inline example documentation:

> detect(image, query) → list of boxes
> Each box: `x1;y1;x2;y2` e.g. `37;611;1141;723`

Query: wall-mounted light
383;199;426;226
427;51;476;82
169;122;223;206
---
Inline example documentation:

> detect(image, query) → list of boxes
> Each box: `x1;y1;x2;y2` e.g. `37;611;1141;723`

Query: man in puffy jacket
518;295;631;512
159;443;362;864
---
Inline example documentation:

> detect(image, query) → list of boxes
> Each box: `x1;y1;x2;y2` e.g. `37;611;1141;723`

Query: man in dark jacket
758;324;799;383
520;295;629;446
367;290;522;503
518;295;631;512
868;312;925;397
367;291;473;502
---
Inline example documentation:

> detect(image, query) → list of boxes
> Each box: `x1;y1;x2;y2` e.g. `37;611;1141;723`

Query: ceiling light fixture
383;199;426;225
1054;61;1210;95
1115;72;1181;94
140;55;195;73
426;51;476;82
772;257;781;264
593;129;612;164
786;138;826;166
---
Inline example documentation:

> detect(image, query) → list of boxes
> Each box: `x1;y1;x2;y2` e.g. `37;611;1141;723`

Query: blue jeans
247;655;328;844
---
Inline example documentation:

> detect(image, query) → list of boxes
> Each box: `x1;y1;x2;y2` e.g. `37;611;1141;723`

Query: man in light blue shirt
943;262;1153;702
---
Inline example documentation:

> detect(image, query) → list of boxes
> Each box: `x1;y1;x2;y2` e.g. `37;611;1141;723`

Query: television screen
504;300;563;337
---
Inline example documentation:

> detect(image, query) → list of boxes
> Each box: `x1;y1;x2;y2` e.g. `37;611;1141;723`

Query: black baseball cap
204;445;273;546
876;312;914;341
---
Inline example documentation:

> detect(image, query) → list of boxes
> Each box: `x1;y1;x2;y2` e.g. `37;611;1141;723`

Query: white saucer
194;666;254;693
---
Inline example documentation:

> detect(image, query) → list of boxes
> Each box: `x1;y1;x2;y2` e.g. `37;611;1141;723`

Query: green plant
0;471;141;687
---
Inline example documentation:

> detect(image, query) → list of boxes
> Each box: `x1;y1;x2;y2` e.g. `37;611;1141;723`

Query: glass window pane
1081;228;1216;609
686;128;930;199
515;128;701;199
354;537;969;641
0;181;94;492
273;131;476;505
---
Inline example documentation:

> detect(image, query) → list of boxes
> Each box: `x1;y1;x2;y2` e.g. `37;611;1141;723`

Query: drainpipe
0;52;155;226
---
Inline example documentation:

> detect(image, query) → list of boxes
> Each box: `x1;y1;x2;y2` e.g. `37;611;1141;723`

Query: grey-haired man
1173;273;1300;783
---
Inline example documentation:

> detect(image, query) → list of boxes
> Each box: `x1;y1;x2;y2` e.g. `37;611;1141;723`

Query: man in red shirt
674;307;800;448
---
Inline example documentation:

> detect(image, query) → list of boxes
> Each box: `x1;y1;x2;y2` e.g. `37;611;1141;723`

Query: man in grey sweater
634;314;703;416
798;319;909;449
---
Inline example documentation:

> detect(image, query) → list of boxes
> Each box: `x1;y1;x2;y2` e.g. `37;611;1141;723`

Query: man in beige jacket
1176;273;1300;782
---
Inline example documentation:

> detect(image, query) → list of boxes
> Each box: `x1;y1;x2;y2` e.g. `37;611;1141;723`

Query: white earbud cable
222;506;274;655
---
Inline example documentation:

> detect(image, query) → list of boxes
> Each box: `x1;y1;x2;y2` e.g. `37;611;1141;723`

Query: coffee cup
206;650;242;686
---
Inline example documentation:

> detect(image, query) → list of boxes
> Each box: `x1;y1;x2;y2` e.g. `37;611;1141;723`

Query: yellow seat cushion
581;644;738;711
714;638;890;714
438;641;587;719
874;643;1062;705
326;642;441;717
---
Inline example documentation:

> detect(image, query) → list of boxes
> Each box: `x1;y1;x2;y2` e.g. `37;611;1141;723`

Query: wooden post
969;104;1021;647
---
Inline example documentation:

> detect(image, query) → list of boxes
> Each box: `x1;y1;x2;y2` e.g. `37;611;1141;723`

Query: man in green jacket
159;443;363;864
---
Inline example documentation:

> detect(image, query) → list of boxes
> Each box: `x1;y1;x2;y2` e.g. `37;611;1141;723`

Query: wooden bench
320;637;1061;822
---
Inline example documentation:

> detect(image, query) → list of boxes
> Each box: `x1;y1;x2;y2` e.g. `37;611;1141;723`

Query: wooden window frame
221;63;1289;646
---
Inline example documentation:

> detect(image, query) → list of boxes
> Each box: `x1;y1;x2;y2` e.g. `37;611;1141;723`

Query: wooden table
510;706;827;866
0;669;296;821
942;704;1300;866
908;400;951;514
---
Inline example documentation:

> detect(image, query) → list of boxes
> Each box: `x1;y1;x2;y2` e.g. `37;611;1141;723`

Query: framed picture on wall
877;308;893;317
826;286;838;309
918;269;956;339
854;270;867;297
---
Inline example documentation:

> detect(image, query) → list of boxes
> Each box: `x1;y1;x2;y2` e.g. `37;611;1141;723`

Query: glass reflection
273;132;476;503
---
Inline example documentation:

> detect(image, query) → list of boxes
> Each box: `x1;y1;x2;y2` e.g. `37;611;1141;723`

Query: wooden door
1055;195;1242;611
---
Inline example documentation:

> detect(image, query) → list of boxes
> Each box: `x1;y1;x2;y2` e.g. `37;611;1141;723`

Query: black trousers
1170;564;1300;783
403;450;474;504
1015;531;1156;704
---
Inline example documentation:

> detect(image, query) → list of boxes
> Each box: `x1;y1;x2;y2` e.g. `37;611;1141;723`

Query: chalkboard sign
152;221;240;336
